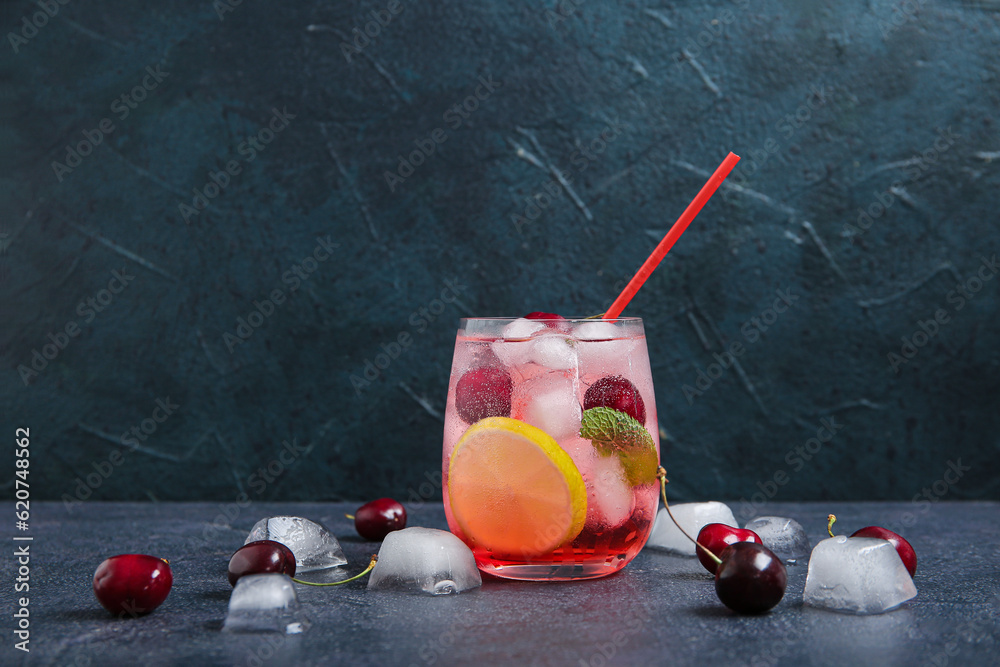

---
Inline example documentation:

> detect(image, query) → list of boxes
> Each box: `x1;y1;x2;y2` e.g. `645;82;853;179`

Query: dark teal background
2;0;998;506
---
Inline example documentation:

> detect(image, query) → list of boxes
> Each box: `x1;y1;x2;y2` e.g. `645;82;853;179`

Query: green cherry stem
657;467;722;566
827;514;837;538
344;514;355;520
292;555;377;587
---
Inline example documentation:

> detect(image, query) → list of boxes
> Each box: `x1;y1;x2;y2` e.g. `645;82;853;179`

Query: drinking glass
442;317;660;580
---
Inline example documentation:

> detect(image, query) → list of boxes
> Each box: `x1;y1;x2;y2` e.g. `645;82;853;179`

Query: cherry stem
827;514;837;538
344;514;355;520
583;313;606;320
292;555;377;587
656;467;722;566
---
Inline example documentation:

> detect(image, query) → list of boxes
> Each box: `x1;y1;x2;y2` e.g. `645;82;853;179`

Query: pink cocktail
443;317;660;580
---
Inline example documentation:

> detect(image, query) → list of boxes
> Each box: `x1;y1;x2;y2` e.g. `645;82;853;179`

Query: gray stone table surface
2;501;998;666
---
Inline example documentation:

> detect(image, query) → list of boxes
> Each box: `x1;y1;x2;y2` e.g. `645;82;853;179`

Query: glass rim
459;316;643;324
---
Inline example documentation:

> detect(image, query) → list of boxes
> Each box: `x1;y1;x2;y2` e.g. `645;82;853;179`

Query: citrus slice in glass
448;417;587;559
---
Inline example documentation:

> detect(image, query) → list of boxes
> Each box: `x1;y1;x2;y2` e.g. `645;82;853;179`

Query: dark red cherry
354;498;407;541
93;554;172;616
850;526;917;576
697;523;763;575
228;540;296;586
584;375;646;423
455;366;513;423
714;542;787;615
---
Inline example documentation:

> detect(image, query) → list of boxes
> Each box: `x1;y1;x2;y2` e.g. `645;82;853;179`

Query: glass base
479;559;628;581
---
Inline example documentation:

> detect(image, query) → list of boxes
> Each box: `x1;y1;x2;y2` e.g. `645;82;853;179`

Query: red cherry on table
696;523;763;575
584;375;646;424
850;526;917;576
93;554;172;616
228;540;296;586
714;542;787;614
455;366;513;424
354;498;407;541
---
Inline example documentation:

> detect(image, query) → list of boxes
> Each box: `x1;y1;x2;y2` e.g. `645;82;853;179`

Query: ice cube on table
223;574;309;634
745;516;811;563
246;517;347;572
529;334;578;370
368;527;481;595
583;452;634;530
645;501;737;556
803;535;917;614
513;374;582;440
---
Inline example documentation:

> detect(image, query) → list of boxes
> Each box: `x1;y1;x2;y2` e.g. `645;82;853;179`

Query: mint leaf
579;407;659;486
579;406;654;452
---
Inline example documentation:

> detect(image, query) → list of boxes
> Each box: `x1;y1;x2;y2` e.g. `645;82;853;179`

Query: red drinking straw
603;152;741;320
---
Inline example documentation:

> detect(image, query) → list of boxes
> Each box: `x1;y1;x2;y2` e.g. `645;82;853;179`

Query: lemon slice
448;417;587;558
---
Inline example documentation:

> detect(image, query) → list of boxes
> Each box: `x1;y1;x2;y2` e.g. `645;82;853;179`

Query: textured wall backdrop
2;0;998;508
